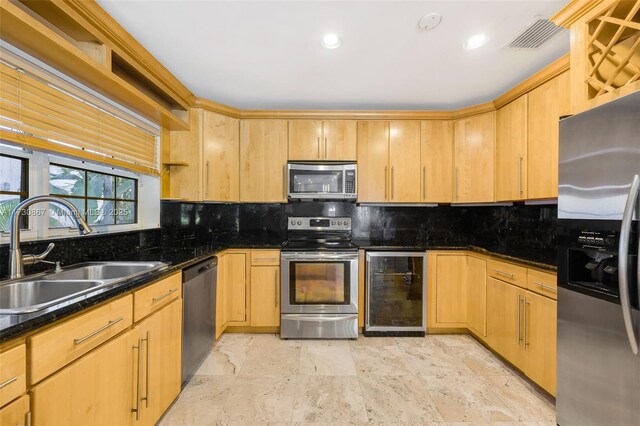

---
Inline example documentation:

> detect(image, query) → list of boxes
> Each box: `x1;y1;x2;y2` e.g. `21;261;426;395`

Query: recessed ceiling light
321;33;342;49
463;34;490;50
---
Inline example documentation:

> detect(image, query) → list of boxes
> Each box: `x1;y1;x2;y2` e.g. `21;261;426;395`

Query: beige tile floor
160;333;555;426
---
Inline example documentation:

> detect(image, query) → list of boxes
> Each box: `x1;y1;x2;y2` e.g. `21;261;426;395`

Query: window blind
0;54;159;175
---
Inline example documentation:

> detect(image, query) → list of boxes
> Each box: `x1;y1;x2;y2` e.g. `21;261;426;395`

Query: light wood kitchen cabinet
240;119;288;202
30;329;136;426
466;256;487;337
288;120;356;161
524;289;557;395
453;112;495;203
486;277;526;371
133;272;182;322
389;121;421;202
357;121;421;203
133;299;182;426
427;252;467;328
219;252;247;325
0;344;26;408
421;120;453;203
496;96;528;201
169;109;240;202
527;71;570;199
250;266;280;327
357;121;389;202
202;111;240;201
0;395;29;426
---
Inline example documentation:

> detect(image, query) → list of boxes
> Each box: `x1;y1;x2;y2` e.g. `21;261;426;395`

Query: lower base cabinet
486;277;526;371
0;395;30;426
250;265;280;327
30;298;182;426
466;256;487;337
524;290;557;395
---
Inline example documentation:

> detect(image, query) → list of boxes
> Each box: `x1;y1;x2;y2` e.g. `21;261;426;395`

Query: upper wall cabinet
421;120;454;203
169;109;240;202
240;120;288;202
453;112;495;203
527;71;570;199
496;96;528;201
357;121;421;203
288;120;357;161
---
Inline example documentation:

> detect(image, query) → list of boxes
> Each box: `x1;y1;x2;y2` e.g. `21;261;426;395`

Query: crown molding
493;54;570;109
550;0;606;27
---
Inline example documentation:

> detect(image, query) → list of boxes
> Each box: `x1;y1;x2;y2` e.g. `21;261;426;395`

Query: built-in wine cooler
364;251;426;337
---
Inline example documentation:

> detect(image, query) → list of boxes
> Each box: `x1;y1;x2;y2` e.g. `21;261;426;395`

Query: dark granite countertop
0;239;553;342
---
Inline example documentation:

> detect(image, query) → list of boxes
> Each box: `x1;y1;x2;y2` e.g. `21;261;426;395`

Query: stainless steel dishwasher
182;256;217;386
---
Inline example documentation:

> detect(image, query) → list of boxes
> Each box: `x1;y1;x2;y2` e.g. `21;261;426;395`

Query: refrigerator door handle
619;174;640;355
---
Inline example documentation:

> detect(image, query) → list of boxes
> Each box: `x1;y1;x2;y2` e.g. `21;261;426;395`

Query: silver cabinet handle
274;270;278;308
422;166;426;200
516;294;521;345
493;269;514;279
317;137;320;158
132;338;142;420
205;160;210;198
74;317;124;345
391;166;395;200
143;331;150;407
455;168;459;201
517;156;524;194
619;174;640;354
0;376;17;389
324;137;327;158
524;297;530;349
384;166;388;200
532;281;557;293
254;257;277;262
152;288;178;303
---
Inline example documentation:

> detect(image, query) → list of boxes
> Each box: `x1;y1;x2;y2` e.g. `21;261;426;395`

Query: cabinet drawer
0;394;29;426
488;259;527;288
29;295;132;385
250;250;280;266
527;269;557;300
0;344;26;407
133;272;182;322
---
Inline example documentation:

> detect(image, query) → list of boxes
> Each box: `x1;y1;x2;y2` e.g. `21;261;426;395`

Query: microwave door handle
619;174;640;355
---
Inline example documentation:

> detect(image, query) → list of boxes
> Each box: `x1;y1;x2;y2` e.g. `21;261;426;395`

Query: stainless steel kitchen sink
0;279;106;314
0;261;167;315
42;261;167;281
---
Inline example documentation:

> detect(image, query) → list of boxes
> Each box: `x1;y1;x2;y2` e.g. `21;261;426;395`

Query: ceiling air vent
507;18;563;49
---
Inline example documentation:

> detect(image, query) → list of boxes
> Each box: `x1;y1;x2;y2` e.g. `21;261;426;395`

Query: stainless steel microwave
287;162;357;200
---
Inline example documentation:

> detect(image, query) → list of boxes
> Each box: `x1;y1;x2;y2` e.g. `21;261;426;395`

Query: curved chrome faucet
8;195;93;279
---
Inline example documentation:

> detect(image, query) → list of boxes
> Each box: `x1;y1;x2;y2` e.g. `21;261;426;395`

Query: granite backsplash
160;201;557;257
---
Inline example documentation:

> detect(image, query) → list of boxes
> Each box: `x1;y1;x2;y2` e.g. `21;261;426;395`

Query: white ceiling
98;0;570;110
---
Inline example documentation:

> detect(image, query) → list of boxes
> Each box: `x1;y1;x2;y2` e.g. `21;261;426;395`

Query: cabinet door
288;120;322;160
435;254;467;325
357;121;389;202
250;266;280;327
136;299;182;426
202;111;239;202
466;256;487;337
454;112;495;203
31;330;135;426
486;278;525;370
528;71;570;199
240;120;288;202
524;290;557;395
389;121;421;202
496;96;528;201
421;120;453;203
323;120;357;160
0;395;29;426
223;253;247;324
169;109;203;201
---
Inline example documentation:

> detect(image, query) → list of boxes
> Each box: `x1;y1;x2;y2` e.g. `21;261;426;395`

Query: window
0;153;28;231
48;164;137;227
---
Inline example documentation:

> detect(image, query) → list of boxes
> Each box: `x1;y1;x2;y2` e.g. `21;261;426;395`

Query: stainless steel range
280;217;358;339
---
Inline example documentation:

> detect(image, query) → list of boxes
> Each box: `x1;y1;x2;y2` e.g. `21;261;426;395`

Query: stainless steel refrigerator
557;90;640;425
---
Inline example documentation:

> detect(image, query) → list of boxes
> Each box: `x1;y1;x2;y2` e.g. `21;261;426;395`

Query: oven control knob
331;221;335;225
337;221;342;225
297;220;302;225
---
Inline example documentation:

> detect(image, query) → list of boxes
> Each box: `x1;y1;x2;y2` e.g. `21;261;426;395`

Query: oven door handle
619;174;640;355
281;254;358;261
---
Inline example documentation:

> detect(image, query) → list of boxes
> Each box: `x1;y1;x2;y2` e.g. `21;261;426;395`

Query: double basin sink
0;261;167;315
